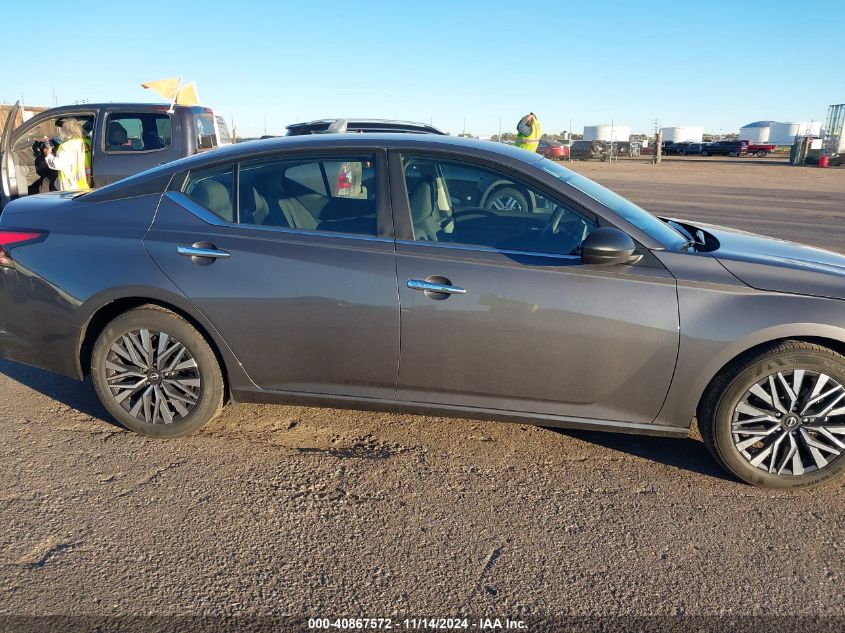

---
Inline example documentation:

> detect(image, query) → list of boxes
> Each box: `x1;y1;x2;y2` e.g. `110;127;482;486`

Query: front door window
402;156;597;257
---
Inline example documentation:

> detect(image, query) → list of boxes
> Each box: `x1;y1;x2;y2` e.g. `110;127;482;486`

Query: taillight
0;230;46;268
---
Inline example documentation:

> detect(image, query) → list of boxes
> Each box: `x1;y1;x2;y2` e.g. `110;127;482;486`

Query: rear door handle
407;278;467;296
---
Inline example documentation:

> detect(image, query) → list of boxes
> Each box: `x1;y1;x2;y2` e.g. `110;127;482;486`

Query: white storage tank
768;121;822;145
738;121;773;143
583;124;631;142
660;126;703;143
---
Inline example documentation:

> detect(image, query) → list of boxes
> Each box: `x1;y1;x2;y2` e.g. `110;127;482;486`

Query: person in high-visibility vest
514;112;542;152
42;118;92;191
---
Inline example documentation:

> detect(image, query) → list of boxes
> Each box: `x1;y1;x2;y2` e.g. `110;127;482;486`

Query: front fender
655;284;845;428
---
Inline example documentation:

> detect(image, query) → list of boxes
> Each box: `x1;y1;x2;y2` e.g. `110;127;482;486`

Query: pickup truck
1;101;231;210
699;140;748;157
744;143;776;157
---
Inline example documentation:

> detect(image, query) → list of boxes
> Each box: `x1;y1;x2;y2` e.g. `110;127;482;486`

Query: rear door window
184;165;235;222
238;155;377;235
104;113;172;152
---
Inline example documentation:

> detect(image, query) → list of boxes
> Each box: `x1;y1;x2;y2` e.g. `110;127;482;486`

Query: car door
1;105;96;205
391;152;680;424
93;110;184;187
144;151;400;399
0;101;21;209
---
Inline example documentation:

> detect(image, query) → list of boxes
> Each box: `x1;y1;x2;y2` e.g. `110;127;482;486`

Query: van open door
1;101;21;209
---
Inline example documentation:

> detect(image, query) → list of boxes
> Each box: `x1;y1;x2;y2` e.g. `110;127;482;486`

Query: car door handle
177;244;231;259
407;278;467;295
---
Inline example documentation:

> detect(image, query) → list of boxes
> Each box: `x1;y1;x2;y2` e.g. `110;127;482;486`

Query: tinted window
184;165;235;222
105;113;172;152
402;156;597;256
238;156;377;235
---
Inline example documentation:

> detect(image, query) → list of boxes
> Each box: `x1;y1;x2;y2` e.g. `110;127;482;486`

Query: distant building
738;121;773;143
584;124;630;142
660;126;703;143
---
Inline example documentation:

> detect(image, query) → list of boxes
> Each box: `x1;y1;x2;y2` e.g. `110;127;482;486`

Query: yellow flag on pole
175;82;200;106
141;77;181;100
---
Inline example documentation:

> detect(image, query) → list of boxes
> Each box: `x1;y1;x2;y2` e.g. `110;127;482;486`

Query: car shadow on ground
0;358;734;481
0;359;114;424
553;427;734;482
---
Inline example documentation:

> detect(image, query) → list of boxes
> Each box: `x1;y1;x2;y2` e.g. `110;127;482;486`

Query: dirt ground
1;157;844;630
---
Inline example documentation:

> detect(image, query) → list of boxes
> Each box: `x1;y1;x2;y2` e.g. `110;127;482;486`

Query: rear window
196;114;217;150
105;112;172;152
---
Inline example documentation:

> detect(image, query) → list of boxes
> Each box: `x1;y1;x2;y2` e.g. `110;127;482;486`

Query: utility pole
653;119;662;165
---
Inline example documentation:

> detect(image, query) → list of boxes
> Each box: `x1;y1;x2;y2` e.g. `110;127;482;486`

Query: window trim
391;151;601;257
395;238;580;261
102;111;173;155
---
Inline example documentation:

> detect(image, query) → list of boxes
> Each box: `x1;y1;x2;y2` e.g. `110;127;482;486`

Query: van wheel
699;340;845;489
728;150;738;157
91;307;225;437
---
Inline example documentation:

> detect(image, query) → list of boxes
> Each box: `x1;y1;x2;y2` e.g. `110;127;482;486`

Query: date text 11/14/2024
307;617;528;630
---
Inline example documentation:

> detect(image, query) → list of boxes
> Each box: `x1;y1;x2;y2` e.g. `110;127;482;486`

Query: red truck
743;142;777;157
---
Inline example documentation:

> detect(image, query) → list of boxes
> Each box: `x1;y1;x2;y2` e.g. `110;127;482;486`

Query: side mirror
581;227;637;265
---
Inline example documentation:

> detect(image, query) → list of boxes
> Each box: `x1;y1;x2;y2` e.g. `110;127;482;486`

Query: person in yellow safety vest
42;118;92;191
514;112;542;152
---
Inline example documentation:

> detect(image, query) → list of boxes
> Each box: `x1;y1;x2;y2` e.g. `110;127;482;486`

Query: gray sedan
1;134;844;489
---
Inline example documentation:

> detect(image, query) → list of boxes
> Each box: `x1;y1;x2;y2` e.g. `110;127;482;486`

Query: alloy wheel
732;369;845;475
104;329;201;425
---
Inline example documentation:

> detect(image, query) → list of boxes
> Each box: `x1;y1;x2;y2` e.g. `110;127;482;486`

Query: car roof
286;118;445;134
287;118;438;127
167;133;543;171
26;103;212;116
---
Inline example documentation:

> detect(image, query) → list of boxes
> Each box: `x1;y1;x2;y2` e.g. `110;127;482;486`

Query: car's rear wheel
699;341;845;488
755;150;767;157
701;150;710;156
728;150;738;157
91;307;224;437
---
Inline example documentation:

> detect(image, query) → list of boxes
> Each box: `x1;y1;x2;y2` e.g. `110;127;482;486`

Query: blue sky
4;0;842;137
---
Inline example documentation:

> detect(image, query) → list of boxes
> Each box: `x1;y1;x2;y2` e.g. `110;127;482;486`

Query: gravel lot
2;158;844;629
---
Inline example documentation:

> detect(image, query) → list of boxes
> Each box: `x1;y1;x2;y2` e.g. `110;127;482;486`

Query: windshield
538;159;688;250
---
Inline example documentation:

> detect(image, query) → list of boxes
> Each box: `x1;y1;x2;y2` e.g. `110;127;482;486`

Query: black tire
91;306;225;437
755;150;767;158
728;150;738;157
699;340;845;489
701;150;710;156
484;186;530;213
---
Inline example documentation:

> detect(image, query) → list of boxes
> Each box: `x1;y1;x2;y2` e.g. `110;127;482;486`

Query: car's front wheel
91;306;225;437
699;341;845;488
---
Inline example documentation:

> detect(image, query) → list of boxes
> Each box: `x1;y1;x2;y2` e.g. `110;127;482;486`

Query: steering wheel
541;207;566;237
